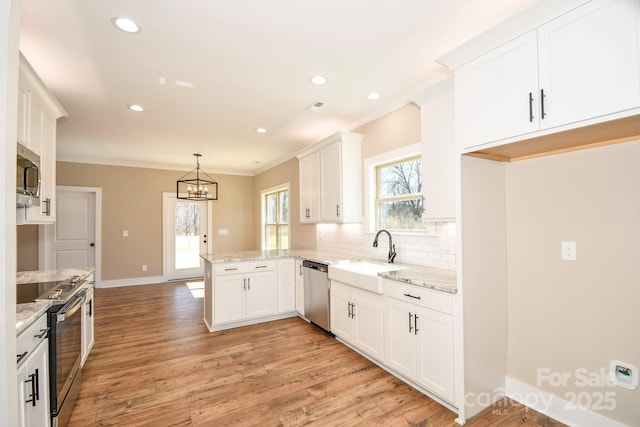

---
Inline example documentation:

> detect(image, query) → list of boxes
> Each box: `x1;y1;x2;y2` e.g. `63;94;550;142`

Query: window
375;156;424;231
263;187;289;250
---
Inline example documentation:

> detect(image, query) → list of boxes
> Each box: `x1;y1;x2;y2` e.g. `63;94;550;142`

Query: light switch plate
561;241;576;261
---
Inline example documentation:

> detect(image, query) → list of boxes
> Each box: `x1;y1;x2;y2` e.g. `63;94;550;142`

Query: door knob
90;243;95;247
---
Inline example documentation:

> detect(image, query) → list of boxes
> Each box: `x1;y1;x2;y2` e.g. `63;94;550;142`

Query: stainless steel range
18;276;87;427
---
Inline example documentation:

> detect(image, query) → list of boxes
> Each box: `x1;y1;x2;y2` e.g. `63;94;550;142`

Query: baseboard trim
505;376;627;427
97;276;166;288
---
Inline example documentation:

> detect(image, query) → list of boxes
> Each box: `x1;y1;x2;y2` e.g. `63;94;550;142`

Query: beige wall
57;162;254;281
16;225;38;271
354;103;421;159
253;157;316;250
504;140;640;425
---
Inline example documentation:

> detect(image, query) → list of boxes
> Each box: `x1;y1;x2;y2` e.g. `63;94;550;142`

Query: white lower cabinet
385;282;455;404
276;258;296;314
330;281;385;362
214;270;276;324
294;259;305;316
17;313;50;427
81;285;95;366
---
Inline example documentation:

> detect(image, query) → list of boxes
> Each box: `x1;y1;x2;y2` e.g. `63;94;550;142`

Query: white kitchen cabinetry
17;53;67;224
17;313;50;427
385;280;455;404
330;281;385;362
455;0;640;151
208;260;281;328
294;259;305;316
276;258;296;314
297;131;363;224
415;78;456;220
298;152;321;223
81;285;95;366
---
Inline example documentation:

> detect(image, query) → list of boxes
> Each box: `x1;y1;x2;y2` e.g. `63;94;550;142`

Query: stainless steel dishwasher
303;260;331;332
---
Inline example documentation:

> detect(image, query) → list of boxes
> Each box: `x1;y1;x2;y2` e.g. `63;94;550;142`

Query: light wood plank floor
69;281;565;426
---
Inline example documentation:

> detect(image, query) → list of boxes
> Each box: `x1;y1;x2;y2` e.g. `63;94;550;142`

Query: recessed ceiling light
127;104;145;112
367;92;382;101
311;75;327;86
256;128;267;133
112;17;141;34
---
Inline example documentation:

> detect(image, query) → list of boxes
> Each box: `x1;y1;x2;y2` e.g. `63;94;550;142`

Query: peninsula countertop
201;250;457;294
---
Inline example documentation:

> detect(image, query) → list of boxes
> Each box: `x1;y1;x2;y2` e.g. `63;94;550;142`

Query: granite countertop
378;265;457;294
16;300;52;336
201;250;457;294
16;267;95;336
16;267;94;284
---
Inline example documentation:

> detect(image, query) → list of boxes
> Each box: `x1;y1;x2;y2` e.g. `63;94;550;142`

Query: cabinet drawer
17;313;48;367
385;281;453;315
214;260;275;275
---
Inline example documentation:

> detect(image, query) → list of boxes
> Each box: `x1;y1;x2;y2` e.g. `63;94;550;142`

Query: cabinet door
538;0;640;130
82;287;95;366
385;298;416;379
214;275;246;324
18;340;50;427
456;30;539;149
330;288;354;341
299;153;320;223
17;86;29;145
204;261;213;327
353;297;385;362
294;259;305;315
277;259;296;313
245;271;276;319
319;143;342;221
421;83;456;220
415;306;455;403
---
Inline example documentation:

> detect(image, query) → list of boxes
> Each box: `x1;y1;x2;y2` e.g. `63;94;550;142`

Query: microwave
16;142;40;207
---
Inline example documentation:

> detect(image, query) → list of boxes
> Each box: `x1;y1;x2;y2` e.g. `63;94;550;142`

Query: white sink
328;260;407;294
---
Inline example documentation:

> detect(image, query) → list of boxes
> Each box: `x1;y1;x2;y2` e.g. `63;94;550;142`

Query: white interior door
53;190;96;269
163;193;209;280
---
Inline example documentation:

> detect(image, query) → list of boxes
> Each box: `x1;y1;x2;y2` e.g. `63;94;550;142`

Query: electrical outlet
122;230;128;237
561;241;576;261
142;264;147;272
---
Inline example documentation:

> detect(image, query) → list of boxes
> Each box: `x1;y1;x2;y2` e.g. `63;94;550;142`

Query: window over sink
375;155;424;231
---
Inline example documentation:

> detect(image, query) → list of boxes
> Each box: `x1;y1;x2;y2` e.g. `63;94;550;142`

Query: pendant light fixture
176;154;218;201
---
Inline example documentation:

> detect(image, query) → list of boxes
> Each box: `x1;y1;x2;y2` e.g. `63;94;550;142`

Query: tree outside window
376;156;424;230
264;188;289;250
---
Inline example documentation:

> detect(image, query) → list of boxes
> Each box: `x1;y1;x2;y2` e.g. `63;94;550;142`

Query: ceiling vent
307;101;325;112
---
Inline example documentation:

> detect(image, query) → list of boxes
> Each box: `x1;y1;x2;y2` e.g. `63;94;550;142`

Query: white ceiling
19;0;537;175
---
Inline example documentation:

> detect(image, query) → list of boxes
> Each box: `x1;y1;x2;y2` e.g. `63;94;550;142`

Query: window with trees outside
376;156;424;231
264;188;289;250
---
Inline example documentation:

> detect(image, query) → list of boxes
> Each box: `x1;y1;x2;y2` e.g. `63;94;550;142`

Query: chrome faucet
373;229;397;263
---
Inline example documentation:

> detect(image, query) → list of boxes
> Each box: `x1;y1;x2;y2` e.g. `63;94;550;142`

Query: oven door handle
57;293;84;322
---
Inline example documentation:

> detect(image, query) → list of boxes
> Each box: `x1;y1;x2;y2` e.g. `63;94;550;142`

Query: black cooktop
17;277;86;304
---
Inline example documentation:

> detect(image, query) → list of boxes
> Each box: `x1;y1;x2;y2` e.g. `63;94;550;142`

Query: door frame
41;186;102;285
162;192;213;281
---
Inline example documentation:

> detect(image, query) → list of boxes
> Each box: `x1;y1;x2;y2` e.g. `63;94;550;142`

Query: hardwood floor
69;281;565;426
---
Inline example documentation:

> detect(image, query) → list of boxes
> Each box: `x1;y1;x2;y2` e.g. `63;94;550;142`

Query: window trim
260;183;290;250
364;143;423;233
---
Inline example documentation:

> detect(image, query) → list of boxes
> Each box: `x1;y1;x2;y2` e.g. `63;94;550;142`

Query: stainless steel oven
49;291;85;427
17;276;88;426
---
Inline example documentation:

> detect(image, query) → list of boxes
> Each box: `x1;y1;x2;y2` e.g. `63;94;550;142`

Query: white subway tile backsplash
316;222;457;271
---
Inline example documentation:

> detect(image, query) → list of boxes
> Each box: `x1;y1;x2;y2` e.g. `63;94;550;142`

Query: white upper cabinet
456;31;539;149
298;151;320;223
454;0;640;151
415;78;457;220
297;131;363;224
17;53;67;225
537;0;640;129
